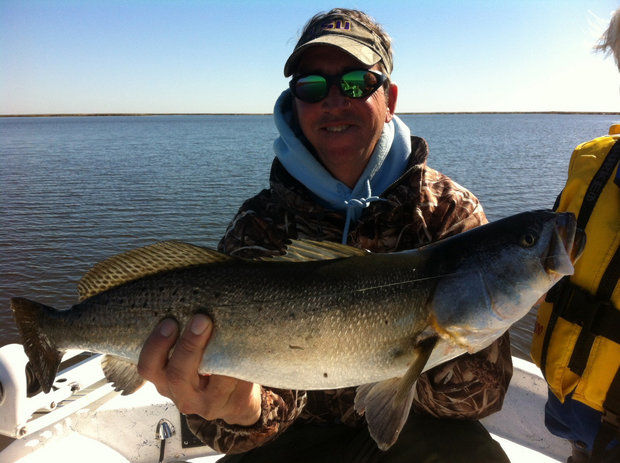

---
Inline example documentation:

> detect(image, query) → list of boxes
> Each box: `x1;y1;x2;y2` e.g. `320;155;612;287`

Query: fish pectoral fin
354;336;437;450
101;355;145;395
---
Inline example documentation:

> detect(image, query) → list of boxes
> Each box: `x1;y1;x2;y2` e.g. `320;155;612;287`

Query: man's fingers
137;314;260;425
137;318;179;384
166;314;213;388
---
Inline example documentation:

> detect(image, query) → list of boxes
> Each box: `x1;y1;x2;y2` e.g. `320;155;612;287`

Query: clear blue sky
1;0;619;115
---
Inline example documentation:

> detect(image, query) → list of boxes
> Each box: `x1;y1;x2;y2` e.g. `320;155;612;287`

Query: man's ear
386;83;398;122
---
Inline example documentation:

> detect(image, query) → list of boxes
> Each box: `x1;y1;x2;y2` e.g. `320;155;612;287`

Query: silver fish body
44;250;434;388
11;209;584;450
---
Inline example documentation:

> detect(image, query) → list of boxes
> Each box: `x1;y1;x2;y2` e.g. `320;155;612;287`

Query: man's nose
321;83;349;109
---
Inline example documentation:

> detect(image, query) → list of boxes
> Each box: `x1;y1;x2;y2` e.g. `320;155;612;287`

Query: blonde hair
594;8;620;71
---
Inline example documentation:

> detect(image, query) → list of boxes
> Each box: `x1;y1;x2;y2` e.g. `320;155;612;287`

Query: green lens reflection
295;75;328;102
341;70;378;98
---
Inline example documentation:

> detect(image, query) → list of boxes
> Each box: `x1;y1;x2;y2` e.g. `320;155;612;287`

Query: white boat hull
0;344;570;462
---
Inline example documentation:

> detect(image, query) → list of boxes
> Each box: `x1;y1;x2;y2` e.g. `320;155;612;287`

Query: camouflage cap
284;13;393;77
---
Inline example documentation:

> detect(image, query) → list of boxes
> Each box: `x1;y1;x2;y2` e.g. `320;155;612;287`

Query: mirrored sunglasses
289;69;387;104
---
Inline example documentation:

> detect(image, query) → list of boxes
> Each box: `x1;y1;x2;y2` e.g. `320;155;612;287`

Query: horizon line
2;111;620;118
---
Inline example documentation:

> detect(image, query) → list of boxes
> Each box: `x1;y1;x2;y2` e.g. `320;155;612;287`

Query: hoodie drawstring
342;179;385;244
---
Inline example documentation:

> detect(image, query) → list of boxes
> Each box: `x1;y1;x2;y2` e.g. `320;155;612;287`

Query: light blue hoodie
273;90;412;243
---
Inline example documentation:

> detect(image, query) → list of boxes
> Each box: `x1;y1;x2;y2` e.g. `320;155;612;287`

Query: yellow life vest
531;125;620;413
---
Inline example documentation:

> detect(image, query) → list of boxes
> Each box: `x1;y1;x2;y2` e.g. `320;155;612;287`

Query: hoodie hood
273;89;411;243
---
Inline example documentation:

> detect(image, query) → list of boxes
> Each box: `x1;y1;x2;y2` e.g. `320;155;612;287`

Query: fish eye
520;231;538;247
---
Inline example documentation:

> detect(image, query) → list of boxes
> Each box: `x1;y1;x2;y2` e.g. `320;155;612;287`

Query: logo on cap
322;20;351;31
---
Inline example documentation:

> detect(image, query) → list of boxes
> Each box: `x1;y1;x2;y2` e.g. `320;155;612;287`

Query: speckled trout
11;209;584;450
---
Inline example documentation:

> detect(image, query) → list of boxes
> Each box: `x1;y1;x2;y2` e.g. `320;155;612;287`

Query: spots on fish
323;372;328;378
288;345;304;350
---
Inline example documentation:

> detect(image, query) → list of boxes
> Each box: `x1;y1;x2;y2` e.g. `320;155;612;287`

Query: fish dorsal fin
78;241;232;301
265;239;369;262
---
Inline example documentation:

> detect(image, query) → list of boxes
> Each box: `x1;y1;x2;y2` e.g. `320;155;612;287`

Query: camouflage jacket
186;136;513;454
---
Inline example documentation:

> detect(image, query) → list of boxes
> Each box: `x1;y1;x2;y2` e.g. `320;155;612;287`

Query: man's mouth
324;125;351;133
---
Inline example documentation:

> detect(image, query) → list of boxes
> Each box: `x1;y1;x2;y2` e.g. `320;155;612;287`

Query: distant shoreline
1;111;619;118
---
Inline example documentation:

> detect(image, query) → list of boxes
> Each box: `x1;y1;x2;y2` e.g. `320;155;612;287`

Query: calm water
2;113;618;356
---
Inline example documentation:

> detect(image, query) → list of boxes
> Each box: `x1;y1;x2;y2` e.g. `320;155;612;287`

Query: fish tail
10;297;63;393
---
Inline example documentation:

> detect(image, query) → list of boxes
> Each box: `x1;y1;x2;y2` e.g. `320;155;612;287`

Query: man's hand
138;314;262;426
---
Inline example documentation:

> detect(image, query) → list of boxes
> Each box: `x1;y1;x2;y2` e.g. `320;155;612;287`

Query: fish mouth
544;212;586;275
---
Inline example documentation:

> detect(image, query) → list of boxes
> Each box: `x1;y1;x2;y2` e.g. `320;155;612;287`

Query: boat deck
0;344;570;462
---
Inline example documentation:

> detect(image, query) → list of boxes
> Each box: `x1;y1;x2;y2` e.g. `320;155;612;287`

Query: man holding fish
11;7;585;463
137;8;514;461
